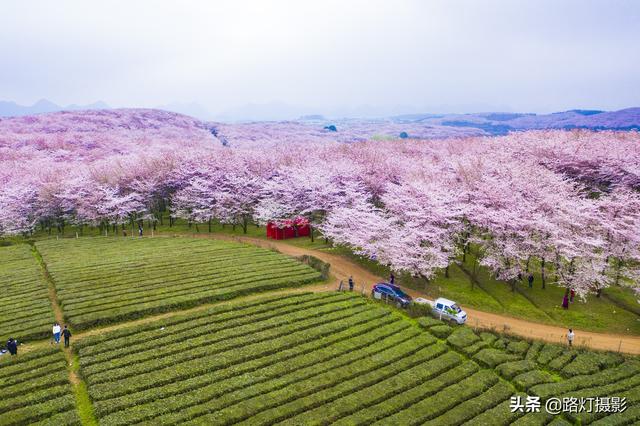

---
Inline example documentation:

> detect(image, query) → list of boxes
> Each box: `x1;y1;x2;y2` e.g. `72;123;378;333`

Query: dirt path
207;234;640;355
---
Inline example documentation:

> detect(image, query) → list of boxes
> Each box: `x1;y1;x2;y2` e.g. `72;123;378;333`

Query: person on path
567;329;575;347
390;273;395;285
6;338;17;356
527;273;534;288
52;322;61;344
62;325;72;348
562;294;569;309
348;276;354;292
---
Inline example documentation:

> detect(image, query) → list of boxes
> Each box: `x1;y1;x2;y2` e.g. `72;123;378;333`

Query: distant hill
389;108;640;135
0;99;110;117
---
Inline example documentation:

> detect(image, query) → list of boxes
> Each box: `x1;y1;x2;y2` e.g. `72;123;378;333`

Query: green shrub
0;347;77;424
525;341;543;360
380;370;500;424
493;338;508;350
447;327;481;349
506;340;530;356
536;343;564;365
417;316;445;329
407;303;434;318
530;360;640;398
496;360;536;379
513;370;556;390
335;362;479;425
473;348;521;368
461;340;489;356
429;324;453;339
480;332;498;345
422;380;514;425
547;350;577;371
464;392;526;425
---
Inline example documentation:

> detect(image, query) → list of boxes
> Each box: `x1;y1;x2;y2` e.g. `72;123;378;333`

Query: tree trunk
242;217;248;234
310;224;314;242
596;288;602;298
525;255;531;272
208;219;212;233
445;265;450;278
541;257;546;289
511;278;516;292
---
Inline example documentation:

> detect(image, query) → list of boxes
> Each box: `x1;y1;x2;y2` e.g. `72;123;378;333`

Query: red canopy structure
266;217;310;240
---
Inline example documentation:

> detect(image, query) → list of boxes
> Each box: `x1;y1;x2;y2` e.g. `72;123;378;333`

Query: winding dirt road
208;234;640;355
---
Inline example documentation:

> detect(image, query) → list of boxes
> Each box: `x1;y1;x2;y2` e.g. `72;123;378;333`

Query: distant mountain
0;99;110;117
389;108;640;135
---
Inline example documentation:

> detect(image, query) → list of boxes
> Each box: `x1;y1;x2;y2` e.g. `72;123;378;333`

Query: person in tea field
567;329;575;347
6;338;18;356
348;276;354;291
527;273;534;288
52;322;61;344
62;325;72;348
389;273;395;285
562;294;569;309
138;225;143;237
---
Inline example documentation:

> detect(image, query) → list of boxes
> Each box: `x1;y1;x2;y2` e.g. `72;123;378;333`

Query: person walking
562;294;569;309
389;273;395;285
52;322;61;344
6;338;17;356
348;276;354;292
567;329;575;347
527;273;534;288
138;225;143;237
62;325;72;348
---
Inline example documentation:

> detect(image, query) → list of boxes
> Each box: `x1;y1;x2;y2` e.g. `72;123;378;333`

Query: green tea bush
473;348;521;368
429;324;453;339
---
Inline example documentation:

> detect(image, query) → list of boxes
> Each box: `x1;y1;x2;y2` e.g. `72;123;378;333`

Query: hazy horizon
1;0;639;120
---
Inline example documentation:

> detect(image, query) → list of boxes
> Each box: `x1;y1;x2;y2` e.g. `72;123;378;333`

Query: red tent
266;217;310;240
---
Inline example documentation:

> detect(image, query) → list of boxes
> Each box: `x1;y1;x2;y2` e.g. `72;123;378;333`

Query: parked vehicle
371;283;412;308
432;297;467;324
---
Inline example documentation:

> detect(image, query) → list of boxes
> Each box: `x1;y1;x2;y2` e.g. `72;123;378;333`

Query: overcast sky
1;0;639;118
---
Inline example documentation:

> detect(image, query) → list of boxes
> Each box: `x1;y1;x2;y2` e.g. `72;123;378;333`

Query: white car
432;297;467;324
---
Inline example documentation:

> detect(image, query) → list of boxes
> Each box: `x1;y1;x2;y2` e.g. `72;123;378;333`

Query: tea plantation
35;237;323;329
69;292;640;425
2;237;640;425
0;346;79;425
0;244;55;342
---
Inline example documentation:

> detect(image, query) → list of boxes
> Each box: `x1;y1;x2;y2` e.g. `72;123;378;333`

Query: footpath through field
206;234;640;355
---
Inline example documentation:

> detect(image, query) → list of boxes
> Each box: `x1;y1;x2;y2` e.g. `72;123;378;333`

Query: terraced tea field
0;244;54;342
35;237;323;329
0;346;79;425
72;292;640;425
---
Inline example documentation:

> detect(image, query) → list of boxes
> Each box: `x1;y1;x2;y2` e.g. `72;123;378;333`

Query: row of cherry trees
1;118;639;298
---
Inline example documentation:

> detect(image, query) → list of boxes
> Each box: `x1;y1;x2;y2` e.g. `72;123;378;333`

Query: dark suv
371;283;412;308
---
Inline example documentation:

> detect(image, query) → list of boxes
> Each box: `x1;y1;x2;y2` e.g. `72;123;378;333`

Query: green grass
35;237;323;329
0;244;55;343
326;243;640;335
0;346;80;425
